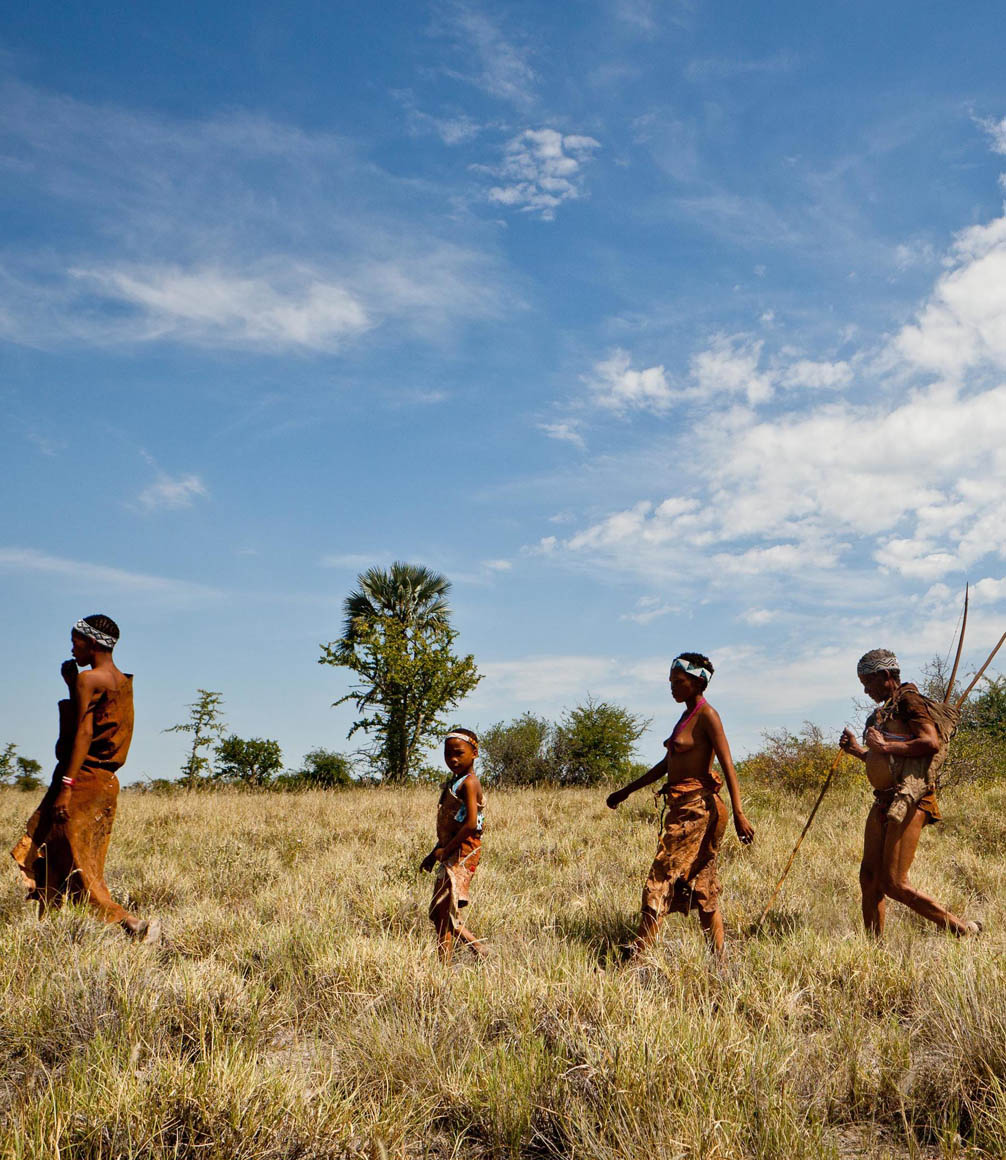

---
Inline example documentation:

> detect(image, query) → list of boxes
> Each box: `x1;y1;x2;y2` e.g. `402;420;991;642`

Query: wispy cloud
538;421;586;448
0;547;218;600
482;129;601;220
435;2;538;109
137;471;208;512
319;553;388;570
0;79;511;352
72;264;371;352
393;89;484;146
976;113;1006;155
685;51;797;82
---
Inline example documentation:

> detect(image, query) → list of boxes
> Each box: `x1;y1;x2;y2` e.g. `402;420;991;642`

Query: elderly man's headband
856;649;898;677
670;657;712;684
73;619;117;650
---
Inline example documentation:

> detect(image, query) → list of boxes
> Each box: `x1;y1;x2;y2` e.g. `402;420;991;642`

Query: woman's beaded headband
670;656;712;684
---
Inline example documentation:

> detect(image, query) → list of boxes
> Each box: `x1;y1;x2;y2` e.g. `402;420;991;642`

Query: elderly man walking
839;648;979;938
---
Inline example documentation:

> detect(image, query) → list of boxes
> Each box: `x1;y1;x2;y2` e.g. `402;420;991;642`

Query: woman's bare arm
704;707;754;844
606;757;666;809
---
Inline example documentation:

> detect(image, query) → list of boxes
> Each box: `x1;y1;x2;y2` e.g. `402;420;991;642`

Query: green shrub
740;722;855;794
479;713;552;787
550;696;650;787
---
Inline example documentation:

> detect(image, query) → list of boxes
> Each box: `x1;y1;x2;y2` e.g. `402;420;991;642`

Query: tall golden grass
1;772;1003;1159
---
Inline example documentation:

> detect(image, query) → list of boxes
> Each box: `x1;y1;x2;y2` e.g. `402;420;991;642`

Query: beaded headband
670;656;712;684
73;619;117;649
444;731;478;748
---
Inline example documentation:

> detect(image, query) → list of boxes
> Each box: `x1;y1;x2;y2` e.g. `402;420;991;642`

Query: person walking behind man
840;648;978;939
607;653;754;960
11;615;160;942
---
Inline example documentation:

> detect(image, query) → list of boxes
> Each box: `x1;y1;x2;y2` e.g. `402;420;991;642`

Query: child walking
421;727;486;962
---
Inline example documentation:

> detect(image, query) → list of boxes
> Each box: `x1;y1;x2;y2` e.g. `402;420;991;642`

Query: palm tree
327;562;471;783
340;561;452;646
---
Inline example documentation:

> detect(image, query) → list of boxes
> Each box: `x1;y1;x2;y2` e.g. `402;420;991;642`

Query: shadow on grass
742;907;805;940
551;909;637;964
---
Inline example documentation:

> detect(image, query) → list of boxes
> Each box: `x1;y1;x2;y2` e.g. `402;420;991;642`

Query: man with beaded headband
10;614;160;942
840;648;978;937
607;652;754;959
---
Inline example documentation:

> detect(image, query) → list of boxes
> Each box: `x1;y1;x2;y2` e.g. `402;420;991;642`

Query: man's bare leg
860;806;887;936
699;906;725;958
882;806;971;935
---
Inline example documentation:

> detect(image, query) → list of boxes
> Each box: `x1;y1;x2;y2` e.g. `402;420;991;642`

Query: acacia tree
214;735;283;788
0;744;43;791
164;690;226;789
320;562;482;783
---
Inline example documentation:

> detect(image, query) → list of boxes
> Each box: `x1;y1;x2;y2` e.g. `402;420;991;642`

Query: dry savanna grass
2;775;1006;1159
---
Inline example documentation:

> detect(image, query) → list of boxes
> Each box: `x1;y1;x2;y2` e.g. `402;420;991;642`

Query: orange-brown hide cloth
642;791;727;919
870;785;942;830
11;680;133;923
429;837;481;934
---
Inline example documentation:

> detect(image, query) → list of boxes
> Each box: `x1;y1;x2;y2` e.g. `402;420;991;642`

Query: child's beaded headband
444;731;478;748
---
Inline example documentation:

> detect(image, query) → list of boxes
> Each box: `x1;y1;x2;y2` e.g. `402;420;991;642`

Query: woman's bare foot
123;916;162;945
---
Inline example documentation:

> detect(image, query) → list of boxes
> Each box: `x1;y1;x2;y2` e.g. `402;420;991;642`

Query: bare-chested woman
839;647;978;939
11;615;160;942
607;653;754;958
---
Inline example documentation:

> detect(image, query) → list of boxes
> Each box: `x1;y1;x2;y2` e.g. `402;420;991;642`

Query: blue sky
3;1;1006;781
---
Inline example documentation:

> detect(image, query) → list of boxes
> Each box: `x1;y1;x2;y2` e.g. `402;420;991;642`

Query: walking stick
944;584;968;703
755;747;845;929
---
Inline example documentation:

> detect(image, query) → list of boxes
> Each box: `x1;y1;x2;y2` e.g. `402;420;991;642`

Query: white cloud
137;473;208;511
541;376;1006;597
779;358;853;390
539;421;586;447
973;576;1006;602
484;129;600;220
621;595;678;624
892;214;1006;376
0;547;217;600
70;264;370;352
977;114;1006;155
588;348;674;412
691;334;774;404
740;608;778;626
482;559;512;572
